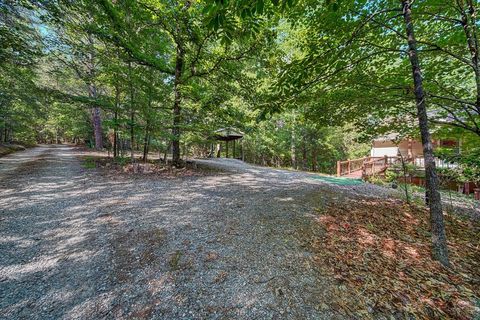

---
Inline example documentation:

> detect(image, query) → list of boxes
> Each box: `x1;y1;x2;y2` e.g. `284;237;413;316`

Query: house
337;134;458;177
370;133;458;160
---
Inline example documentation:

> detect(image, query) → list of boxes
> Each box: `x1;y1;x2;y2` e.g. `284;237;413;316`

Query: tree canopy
1;0;480;266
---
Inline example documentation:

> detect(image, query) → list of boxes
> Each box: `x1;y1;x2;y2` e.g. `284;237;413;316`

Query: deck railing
336;157;367;176
336;155;450;177
337;156;396;177
413;156;457;168
362;156;399;176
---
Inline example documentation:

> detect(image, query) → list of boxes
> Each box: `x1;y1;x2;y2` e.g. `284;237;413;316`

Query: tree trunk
302;130;308;170
459;0;480;113
143;71;153;163
113;113;118;157
311;147;318;171
241;139;244;161
86;34;103;150
113;82;120;158
130;111;135;164
163;142;170;164
128;61;135;167
3;117;7;143
402;0;449;266
143;123;150;162
113;114;118;158
91;111;103;149
146;136;151;160
172;47;184;167
291;126;297;169
88;83;103;150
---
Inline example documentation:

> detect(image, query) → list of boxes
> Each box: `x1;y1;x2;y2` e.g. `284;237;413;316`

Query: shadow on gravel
1;147;390;319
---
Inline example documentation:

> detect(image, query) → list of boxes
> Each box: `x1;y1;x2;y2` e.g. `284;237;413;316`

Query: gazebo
211;128;244;159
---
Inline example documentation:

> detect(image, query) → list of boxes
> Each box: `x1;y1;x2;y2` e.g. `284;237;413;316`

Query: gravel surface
1;145;477;319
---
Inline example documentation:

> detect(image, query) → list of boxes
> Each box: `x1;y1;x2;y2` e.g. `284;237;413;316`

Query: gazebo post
212;128;244;159
241;139;244;161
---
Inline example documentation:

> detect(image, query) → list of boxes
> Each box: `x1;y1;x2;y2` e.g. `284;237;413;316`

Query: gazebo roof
213;128;244;141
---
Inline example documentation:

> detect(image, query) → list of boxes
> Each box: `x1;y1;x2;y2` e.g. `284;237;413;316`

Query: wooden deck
337;156;396;178
336;155;456;179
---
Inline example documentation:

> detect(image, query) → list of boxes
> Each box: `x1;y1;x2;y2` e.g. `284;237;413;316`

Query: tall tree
95;0;264;165
401;0;449;266
215;0;458;265
43;2;106;149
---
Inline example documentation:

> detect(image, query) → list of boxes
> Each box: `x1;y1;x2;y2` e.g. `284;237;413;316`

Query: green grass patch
83;156;96;169
114;156;130;166
310;175;363;186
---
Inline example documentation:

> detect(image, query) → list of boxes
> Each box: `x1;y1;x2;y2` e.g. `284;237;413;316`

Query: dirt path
0;145;399;319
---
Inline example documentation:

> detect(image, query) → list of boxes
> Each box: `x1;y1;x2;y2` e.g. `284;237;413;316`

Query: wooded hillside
2;0;480;274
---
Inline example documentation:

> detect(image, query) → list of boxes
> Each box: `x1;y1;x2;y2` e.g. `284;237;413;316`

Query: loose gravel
1;146;477;319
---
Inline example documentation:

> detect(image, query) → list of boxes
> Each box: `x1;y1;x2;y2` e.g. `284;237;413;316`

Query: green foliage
241;110;369;173
114;156;130;166
4;0;479;178
384;169;398;183
436;145;480;186
83;156;96;168
0;2;45;143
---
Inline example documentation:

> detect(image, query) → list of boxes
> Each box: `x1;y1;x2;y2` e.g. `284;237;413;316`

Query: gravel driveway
0;145;414;319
